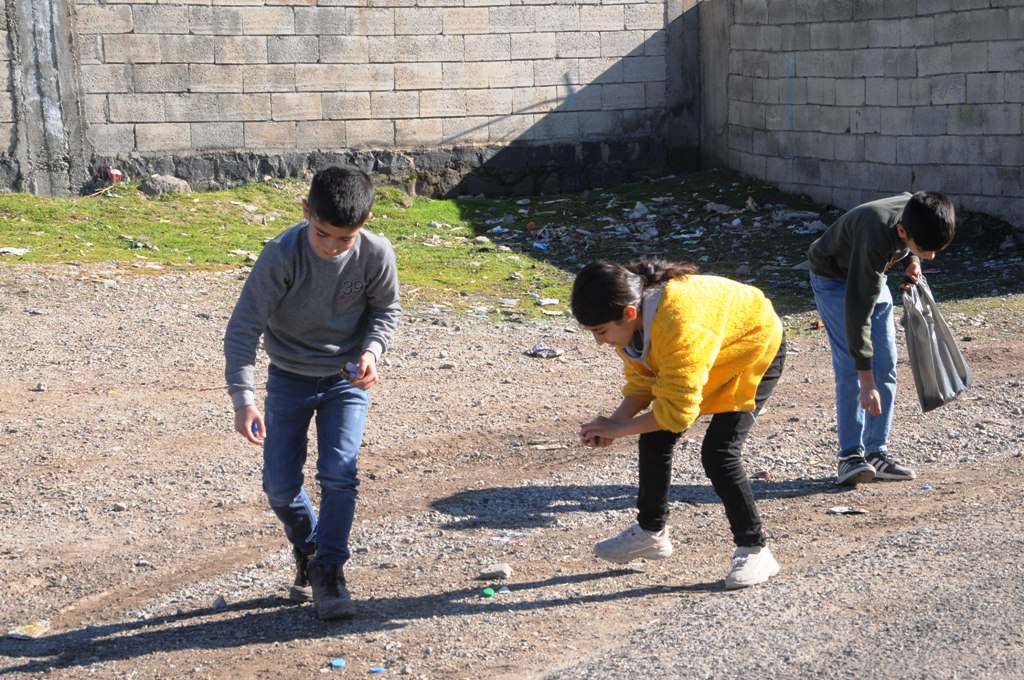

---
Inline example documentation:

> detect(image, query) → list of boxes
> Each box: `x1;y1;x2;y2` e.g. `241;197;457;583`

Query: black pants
635;336;786;547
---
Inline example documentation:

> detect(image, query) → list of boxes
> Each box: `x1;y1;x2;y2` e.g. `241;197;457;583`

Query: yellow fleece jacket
618;275;783;433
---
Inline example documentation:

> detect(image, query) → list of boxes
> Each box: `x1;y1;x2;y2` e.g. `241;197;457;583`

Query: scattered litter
530;442;568;450
6;620;50;640
481;587;496;598
497;586;510;594
106;166;125;183
526;221;537;231
330;658;347;669
536;298;560;306
827;506;868;515
525;342;564;359
532;240;548;251
515;198;531;205
369;666;386;674
771;208;820;223
704;202;734;214
478;563;513;580
920;484;934;491
31;382;46;392
745;196;758;210
499;299;519;307
344;362;360;380
491;531;524;543
0;247;29;256
488;226;508;234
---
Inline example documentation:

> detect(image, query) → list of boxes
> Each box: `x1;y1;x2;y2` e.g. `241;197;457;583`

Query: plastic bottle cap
482;587;495;598
330;658;346;668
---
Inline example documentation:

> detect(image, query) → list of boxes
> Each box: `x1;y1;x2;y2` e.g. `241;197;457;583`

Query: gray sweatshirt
224;221;401;410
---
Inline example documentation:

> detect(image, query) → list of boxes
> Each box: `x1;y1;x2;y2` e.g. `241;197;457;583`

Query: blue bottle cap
330;658;347;668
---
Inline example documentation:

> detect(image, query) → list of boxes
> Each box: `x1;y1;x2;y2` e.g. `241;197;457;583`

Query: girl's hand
580;417;620;448
235;405;264;444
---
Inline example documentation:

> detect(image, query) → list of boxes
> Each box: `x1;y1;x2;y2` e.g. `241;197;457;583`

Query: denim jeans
263;363;369;567
636;337;786;548
809;272;897;458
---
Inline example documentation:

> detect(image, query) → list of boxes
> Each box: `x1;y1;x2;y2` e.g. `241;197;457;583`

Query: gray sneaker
593;523;673;564
866;451;917;481
837;452;875;485
725;545;780;590
308;563;356;620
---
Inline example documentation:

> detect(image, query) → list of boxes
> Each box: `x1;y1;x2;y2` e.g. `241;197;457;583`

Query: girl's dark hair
901;191;955;252
306;166;375;228
570;258;698;326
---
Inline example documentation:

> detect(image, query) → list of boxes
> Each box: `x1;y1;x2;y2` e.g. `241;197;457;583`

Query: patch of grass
2;170;1021;322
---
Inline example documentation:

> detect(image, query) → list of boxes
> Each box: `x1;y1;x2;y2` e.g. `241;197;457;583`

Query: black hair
570;258;698;326
306;166;375;228
901;191;955;251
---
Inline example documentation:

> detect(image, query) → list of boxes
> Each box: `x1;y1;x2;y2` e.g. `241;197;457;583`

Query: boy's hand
902;260;922;287
857;370;883;416
235;405;264;444
347;351;379;391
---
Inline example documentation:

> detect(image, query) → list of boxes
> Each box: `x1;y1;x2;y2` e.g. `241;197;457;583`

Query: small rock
140;174;192;197
31;382;46;392
478;563;513;580
112;502;128;512
211;595;228;611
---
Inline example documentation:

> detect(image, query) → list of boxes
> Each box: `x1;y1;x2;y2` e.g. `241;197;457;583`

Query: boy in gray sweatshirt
224;166;400;620
808;191;954;486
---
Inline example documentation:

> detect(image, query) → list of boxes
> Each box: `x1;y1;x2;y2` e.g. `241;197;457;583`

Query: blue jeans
810;272;897;458
263;364;369;567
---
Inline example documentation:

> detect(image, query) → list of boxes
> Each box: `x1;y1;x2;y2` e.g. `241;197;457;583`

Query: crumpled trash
0;247;29;256
6;620;50;639
525;342;564;359
704;202;734;214
827;506;868;515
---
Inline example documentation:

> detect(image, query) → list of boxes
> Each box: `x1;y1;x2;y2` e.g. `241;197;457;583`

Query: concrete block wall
706;0;1024;226
69;0;673;194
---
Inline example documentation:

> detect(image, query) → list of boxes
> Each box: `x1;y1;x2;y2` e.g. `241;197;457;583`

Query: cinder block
981;103;1022;135
624;3;662;30
244;65;296;93
395;7;442;34
371;91;419;118
839;21;871;49
1007;73;1024;103
192;122;244;149
794;0;825;21
86;124;135;153
395;63;443;90
268;36;319;64
645;81;666;108
944;163;982;195
395;118;443;148
443;63;488;89
188;7;244;36
134;6;189;34
511;33;557;60
900;17;934;46
511;85;558;114
780;24;811;51
347;119;395;147
216;37;269;64
931;74;965;105
488;114;535;143
80;64;130;94
736;0;769;24
161;35;216;64
950;43;989;74
102;35;162;63
563;81;602;112
136;123;190;152
81;94;105;124
967;8;1011;41
881;107;913;135
307;64;393;91
133;65;189;93
487;61;534;89
323;92;372;119
600;31;644;58
835;133;865;161
297;121;349;149
755;25;783;52
466;88;513;116
988;41;1024;72
867;19;901;47
581;5;624;32
766;154;793;184
488;7;537;34
897;78;931;106
153;93;215;125
75;5;132;34
76;34;103;65
532;110;580;140
850;106;881;133
643;29;666;56
295;8;351;35
535;59;580;87
751;78;780;104
836;79;866;106
767;0;796;24
962;73;1003;103
918;45;952;77
979;165;1022;197
243;8;296;36
601;82;645;110
345;8;395;36
883;48;916;78
441;8;487;34
556;32;600;59
961;134;1002;164
189;64;245;93
272;93;322;120
466;34;511;62
219;94;272;121
580;57;621;85
865;77;897;105
809;23;841;50
421;90;467;117
913;105;948;135
109;94;165;122
622;56;664;83
823;0;854;21
807;78;836;105
245;122;297;149
320;36;369;64
852;50;884;77
442;116;489;145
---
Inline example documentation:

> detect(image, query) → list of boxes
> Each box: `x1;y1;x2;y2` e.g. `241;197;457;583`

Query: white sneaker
593;523;673;564
725;545;780;590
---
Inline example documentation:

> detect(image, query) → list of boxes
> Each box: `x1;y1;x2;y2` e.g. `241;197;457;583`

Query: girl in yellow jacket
572;258;785;589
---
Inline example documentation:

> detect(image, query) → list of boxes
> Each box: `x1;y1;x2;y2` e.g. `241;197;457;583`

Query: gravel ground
1;262;1022;679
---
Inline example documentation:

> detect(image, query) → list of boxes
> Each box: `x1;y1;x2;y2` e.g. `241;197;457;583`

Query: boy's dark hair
901;191;955;252
306;166;375;228
570;258;698;326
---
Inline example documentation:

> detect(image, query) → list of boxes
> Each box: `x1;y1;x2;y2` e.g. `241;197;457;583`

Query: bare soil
1;263;1022;678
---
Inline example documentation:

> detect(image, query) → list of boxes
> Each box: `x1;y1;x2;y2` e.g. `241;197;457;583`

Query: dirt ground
1;262;1023;679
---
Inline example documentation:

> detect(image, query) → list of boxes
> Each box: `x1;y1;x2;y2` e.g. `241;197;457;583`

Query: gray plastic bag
900;275;972;412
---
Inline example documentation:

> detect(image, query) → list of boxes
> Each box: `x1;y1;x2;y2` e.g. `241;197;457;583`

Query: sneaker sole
871;470;917;481
837;467;875;485
289;585;314;603
594;546;673;565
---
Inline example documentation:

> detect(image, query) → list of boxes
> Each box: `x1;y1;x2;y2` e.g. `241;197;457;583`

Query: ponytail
570;258;698;326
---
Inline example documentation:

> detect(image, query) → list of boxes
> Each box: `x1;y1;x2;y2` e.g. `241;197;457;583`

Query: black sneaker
289;546;314;603
866;451;917;481
837;452;875;485
308;563;356;620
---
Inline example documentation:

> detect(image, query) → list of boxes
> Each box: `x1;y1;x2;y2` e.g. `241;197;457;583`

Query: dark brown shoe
308;563;356;620
288;546;314;603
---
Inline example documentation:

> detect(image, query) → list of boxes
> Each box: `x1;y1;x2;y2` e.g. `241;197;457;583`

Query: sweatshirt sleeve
360;239;401;359
223;245;291;410
843;236;891;371
648;322;717;433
